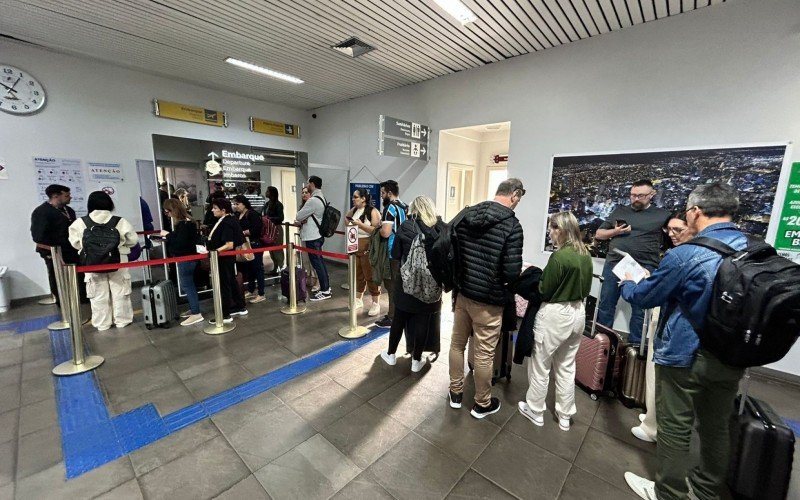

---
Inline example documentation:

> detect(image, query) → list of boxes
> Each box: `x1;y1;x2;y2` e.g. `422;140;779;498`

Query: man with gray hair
616;182;747;500
448;178;524;419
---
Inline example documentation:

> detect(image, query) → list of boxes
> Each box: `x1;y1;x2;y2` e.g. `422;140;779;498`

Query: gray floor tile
0;440;14;487
20;357;52;382
254;434;361;500
129;420;220;476
272;370;332;403
504;411;590;462
85;331;151;359
286;379;364;431
0;410;17;444
167;347;236;381
573;428;657;492
321;403;411;469
331;469;394;500
277;331;335;358
367;432;469;500
15;457;134;500
220;331;280;361
214;474;270;499
369;376;446;429
414;405;502;464
240;346;298;377
0;365;20;388
446;469;516;499
138;435;249;500
152;332;223;358
110;382;196;417
318;351;370;378
0;382;20;412
333;357;407;400
18;397;57;437
0;348;21;369
211;391;283;432
473;430;571;500
16;425;62;480
183;363;253;400
19;374;53;406
92;478;144;500
101;365;182;407
0;334;23;353
221;404;315;472
590;400;657;454
94;344;165;381
558;466;639;500
21;340;51;363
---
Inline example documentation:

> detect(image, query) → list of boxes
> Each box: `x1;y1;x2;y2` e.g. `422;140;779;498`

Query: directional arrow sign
381;115;430;143
380;138;429;160
207;152;220;160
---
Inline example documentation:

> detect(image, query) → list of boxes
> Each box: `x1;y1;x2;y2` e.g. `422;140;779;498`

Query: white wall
1;39;308;300
306;0;800;374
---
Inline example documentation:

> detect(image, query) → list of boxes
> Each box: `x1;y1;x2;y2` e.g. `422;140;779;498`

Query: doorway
445;163;475;222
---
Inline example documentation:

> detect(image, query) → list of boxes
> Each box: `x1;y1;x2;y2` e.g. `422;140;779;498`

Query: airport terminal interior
1;0;800;499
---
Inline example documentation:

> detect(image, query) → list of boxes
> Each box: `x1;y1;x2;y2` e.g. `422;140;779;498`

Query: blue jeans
305;238;329;292
597;260;647;343
246;247;265;296
177;261;201;315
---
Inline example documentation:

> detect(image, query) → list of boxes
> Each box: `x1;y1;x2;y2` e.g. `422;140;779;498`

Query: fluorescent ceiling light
433;0;478;25
224;58;304;84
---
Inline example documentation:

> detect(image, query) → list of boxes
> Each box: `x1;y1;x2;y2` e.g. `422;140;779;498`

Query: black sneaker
471;397;501;419
230;309;248;317
449;391;463;409
310;290;332;301
375;315;392;327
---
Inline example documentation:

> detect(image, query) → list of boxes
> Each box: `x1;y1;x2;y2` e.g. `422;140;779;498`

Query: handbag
237;237;255;263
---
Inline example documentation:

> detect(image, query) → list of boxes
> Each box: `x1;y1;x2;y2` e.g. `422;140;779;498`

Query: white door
445;163;475;222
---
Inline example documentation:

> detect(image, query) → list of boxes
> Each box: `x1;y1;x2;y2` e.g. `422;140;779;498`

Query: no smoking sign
346;226;359;254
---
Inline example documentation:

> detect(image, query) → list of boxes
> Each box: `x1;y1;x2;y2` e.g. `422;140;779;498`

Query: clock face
0;64;46;115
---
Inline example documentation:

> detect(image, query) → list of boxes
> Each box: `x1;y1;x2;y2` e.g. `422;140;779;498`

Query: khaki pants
448;295;503;407
524;301;585;417
355;238;380;299
86;268;133;330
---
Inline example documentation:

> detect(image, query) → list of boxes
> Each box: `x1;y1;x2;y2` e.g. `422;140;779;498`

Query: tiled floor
1;278;798;499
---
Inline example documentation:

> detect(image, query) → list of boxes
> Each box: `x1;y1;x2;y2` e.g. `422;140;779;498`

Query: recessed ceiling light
224;58;304;84
433;0;478;25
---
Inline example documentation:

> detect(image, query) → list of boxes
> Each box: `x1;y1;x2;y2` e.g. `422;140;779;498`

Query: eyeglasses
630;192;654;200
515;189;526;198
663;226;686;235
683;206;700;216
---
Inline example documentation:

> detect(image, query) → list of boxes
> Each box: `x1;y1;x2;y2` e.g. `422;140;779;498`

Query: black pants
387;308;439;361
43;255;88;305
219;257;245;317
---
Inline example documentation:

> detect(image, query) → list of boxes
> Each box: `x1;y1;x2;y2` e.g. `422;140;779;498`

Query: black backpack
428;209;467;292
686;236;800;368
311;194;341;238
80;216;122;272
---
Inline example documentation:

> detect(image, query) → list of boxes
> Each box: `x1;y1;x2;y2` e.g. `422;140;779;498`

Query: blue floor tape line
1;313;61;334
51;326;390;478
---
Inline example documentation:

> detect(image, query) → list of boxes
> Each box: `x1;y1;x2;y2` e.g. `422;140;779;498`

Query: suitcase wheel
146;324;153;330
590;393;598;401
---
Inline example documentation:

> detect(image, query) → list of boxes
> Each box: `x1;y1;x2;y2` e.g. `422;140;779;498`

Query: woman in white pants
631;211;695;442
69;191;138;331
518;211;593;431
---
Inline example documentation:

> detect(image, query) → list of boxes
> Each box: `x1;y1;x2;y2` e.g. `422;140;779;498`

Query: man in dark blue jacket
619;182;747;500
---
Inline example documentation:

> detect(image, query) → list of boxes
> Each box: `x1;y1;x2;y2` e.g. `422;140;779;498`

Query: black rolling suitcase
467;330;514;384
728;370;795;500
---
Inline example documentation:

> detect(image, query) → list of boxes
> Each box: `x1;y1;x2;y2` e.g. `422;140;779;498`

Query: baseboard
751;366;800;388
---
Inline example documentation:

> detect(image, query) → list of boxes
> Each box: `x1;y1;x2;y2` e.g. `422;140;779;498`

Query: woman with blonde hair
518;211;593;431
380;195;446;372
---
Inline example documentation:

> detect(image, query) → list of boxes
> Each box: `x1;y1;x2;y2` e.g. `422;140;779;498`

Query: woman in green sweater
518;211;593;431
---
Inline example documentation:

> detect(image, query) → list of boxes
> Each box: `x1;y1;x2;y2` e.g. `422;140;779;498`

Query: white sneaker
411;358;426;372
517;402;544;427
367;302;380;317
558;414;571;431
354;298;364;310
380;351;396;366
180;314;204;326
624;472;656;500
631;425;656;443
180;309;192;318
243;291;253;300
639;413;646;423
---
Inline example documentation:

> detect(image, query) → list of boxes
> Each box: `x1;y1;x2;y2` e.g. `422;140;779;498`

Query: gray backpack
400;223;442;304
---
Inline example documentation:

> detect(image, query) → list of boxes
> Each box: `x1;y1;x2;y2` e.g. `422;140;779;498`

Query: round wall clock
0;64;46;115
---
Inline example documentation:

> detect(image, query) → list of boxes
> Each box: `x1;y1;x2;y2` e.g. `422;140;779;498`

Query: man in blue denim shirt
620;183;747;500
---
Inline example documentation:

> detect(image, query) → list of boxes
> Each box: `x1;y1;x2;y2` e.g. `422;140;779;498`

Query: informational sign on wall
250;117;300;138
378;115;430;160
33;157;88;216
349;182;381;211
774;162;800;256
153;99;227;127
88;162;124;183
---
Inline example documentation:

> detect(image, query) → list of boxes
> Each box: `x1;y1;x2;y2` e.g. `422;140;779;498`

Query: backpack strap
310;193;326;231
106;216;121;228
684;236;736;257
82;215;97;229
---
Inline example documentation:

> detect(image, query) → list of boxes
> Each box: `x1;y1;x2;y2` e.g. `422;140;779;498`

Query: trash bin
0;267;8;313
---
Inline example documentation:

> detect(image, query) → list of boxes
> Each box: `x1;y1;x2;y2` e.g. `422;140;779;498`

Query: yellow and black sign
153;99;227;127
250;117;300;138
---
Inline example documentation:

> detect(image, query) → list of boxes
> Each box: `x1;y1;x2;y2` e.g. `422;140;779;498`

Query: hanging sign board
382;116;430;141
250;117;301;138
153;99;227;127
346;225;359;254
378;114;431;160
381;138;429;160
774;162;800;255
349;182;381;211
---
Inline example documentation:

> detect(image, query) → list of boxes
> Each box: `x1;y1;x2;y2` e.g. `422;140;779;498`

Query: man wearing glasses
594;179;670;343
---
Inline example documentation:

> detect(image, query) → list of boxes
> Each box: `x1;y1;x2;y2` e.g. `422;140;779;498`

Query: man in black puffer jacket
448;178;525;419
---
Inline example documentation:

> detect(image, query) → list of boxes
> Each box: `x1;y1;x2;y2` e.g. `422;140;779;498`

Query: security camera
312;113;317;119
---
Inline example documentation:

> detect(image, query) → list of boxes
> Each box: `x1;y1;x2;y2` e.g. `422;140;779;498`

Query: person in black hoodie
262;186;285;272
380;196;445;372
162;199;203;326
448;178;524;419
233;195;265;303
207;197;247;323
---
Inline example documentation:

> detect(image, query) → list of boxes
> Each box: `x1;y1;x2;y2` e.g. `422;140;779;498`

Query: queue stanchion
47;246;70;330
52;264;104;376
280;239;306;315
204;250;236;335
142;234;153;284
339;226;368;339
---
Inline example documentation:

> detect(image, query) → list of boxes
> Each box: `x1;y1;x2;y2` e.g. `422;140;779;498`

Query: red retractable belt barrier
295;245;348;260
219;245;286;258
136;230;161;236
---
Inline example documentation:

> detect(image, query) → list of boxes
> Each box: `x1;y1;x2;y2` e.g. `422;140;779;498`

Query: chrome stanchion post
47;246;70;330
281;239;306;315
142;234;152;284
52;264;104;376
339;252;368;339
204;251;235;335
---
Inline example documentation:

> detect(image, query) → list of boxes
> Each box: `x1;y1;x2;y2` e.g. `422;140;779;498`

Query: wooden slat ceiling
0;0;727;110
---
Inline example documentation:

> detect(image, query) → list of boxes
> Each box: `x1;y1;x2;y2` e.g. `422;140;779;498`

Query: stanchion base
339;325;370;339
203;322;236;335
281;305;307;315
38;296;57;305
52;355;104;376
47;321;70;330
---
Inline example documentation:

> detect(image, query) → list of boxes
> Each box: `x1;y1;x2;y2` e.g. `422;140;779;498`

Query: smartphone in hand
615;219;628;227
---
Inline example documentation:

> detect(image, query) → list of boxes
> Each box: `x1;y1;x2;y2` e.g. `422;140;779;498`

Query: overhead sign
378;114;431;161
250;117;301;138
381;115;430;141
774;162;800;254
346;225;359;254
153;99;227;127
381;138;429;160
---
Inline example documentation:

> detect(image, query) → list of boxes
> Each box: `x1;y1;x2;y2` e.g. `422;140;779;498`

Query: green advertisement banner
774;162;800;252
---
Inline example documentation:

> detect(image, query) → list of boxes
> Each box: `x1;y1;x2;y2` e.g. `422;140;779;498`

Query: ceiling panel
0;0;728;109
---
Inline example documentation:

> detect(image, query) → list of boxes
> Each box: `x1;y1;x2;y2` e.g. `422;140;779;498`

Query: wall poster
774;161;800;262
33;156;88;216
349;182;381;211
544;144;788;257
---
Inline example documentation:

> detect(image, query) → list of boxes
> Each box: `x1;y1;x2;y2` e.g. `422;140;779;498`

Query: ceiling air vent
332;37;375;58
